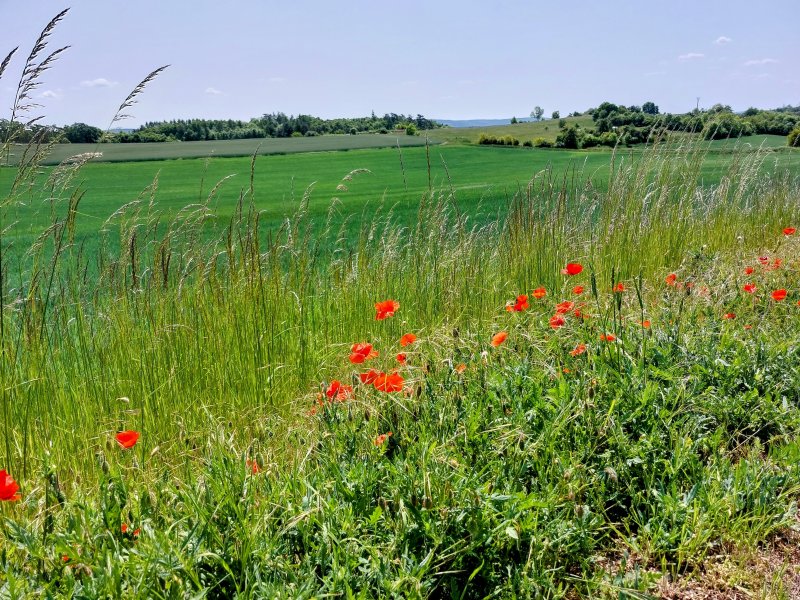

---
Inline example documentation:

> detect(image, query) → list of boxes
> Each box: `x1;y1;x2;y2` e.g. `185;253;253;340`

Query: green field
3;140;798;248
4;133;428;166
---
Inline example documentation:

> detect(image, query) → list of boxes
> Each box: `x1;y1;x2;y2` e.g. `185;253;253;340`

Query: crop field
2;141;798;257
4;132;429;166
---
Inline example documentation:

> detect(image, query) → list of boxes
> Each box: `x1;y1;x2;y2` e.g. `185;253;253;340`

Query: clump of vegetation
587;101;800;145
478;133;520;146
789;126;800;147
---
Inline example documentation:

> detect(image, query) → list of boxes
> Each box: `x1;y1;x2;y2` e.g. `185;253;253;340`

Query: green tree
703;113;753;140
551;110;560;120
556;126;579;149
530;106;544;121
63;122;103;144
641;101;659;115
510;116;518;124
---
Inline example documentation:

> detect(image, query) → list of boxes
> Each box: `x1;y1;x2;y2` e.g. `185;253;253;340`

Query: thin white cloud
204;87;223;95
678;53;705;61
743;58;778;66
80;78;119;88
714;36;732;45
40;89;61;99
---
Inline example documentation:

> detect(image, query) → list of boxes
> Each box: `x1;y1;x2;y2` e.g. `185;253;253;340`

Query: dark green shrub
789;127;800;147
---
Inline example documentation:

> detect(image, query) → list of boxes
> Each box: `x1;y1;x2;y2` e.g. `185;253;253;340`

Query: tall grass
0;129;797;481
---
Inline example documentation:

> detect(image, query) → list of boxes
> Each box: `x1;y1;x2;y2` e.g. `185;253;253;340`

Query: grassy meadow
2;124;800;597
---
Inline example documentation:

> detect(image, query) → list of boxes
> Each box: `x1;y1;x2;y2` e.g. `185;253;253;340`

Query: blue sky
1;0;797;127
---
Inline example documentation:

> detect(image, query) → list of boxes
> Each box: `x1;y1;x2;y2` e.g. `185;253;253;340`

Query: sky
0;0;798;127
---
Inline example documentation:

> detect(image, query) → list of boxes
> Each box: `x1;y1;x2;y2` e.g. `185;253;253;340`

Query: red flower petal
115;430;140;449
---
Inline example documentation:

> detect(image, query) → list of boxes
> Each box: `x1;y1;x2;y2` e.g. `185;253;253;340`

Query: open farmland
4;132;429;166
2;141;799;267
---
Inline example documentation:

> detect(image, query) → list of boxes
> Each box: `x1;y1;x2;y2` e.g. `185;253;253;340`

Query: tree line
0;112;440;145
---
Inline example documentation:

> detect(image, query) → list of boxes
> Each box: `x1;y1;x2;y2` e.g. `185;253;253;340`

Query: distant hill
428;115;595;145
437;118;543;128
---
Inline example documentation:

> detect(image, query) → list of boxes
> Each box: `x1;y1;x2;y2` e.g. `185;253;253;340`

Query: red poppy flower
326;380;353;402
116;430;139;449
743;324;752;330
783;227;796;235
396;353;407;364
399;333;417;347
722;312;736;320
743;283;756;294
349;342;378;364
768;258;782;271
555;301;575;314
665;273;677;286
121;523;140;537
359;369;380;385
374;372;404;393
574;309;584;319
570;343;587;357
572;285;584;295
640;320;651;328
247;459;260;475
0;470;20;502
744;266;754;275
455;363;467;374
506;294;529;312
531;287;547;299
771;289;787;301
491;331;508;347
374;432;393;446
613;283;625;293
758;256;769;265
600;333;616;342
561;263;583;276
375;299;400;320
549;314;566;329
